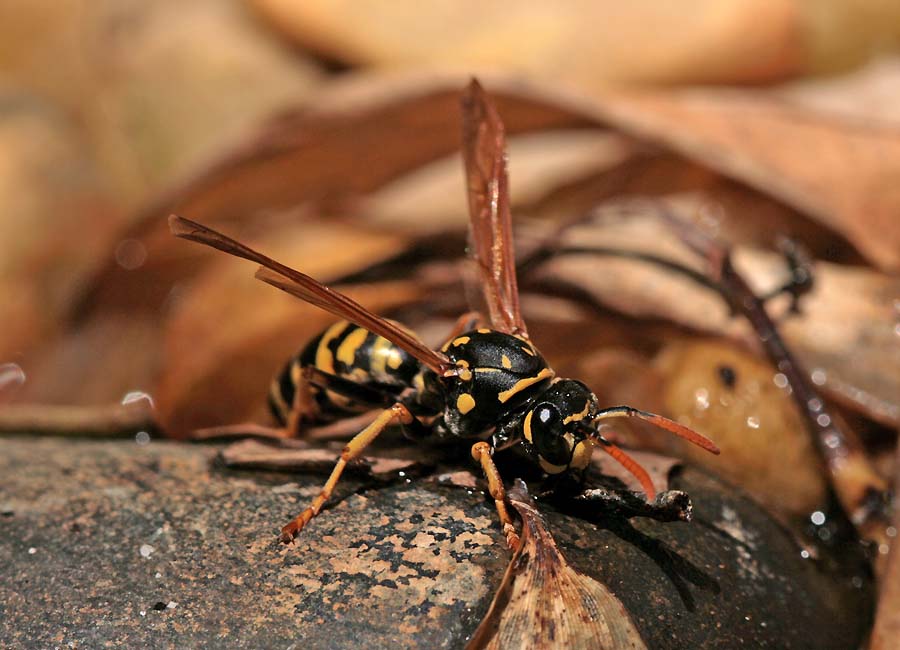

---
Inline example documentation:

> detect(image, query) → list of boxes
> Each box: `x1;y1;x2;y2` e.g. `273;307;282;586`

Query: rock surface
0;436;873;649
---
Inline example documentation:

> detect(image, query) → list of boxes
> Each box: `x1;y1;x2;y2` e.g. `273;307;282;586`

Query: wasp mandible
169;80;719;549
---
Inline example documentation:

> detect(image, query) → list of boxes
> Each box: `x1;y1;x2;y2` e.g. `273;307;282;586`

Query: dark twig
657;206;890;556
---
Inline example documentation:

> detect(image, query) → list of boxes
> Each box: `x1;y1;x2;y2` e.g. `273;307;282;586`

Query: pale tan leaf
467;480;647;650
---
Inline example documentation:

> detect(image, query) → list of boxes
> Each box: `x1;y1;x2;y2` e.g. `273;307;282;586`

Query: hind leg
280;402;414;543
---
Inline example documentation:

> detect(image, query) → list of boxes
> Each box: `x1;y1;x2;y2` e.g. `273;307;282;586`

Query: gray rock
0;437;873;649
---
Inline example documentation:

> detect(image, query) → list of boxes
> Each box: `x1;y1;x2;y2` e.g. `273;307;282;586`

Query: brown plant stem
0;401;157;437
659;209;890;558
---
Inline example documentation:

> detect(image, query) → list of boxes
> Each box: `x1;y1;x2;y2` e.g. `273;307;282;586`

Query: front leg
471;441;520;550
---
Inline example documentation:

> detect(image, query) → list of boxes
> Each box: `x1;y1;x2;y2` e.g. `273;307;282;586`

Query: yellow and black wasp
170;80;719;549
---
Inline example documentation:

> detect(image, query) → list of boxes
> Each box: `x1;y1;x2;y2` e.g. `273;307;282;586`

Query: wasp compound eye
527;403;573;468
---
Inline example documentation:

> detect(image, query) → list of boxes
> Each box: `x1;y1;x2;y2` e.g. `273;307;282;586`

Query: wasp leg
280;402;414;544
471;441;520;550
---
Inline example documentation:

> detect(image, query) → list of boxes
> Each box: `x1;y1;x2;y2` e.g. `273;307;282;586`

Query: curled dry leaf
591;84;900;270
467;480;647;650
535;204;900;427
78;73;585;319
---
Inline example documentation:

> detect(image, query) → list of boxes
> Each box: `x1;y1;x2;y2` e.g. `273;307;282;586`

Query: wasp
170;80;719;549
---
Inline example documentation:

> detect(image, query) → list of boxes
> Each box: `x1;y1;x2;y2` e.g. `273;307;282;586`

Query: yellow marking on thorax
501;355;512;369
497;368;554;403
457;393;476;414
475;367;502;374
563;401;592;425
336;327;369;366
523;409;534;442
452;336;470;346
316;321;350;374
477;328;491;334
520;346;535;357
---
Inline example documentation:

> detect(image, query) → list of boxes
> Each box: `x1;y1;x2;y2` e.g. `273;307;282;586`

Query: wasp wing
460;79;528;338
169;215;453;376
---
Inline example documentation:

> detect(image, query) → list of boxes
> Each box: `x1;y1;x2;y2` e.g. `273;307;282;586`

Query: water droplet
115;239;147;270
816;414;831;428
851;576;863;589
0;363;26;394
122;390;154;408
772;373;788;389
694;388;710;410
824;432;842;449
887;527;897;538
807;397;823;413
810;511;825;526
139;544;155;558
166;601;177;609
800;549;810;559
135;431;151;446
27;547;36;555
810;369;827;386
746;416;760;429
879;543;890;555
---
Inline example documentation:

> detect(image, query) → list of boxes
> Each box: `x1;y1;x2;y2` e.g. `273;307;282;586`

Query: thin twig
658;206;890;554
0;401;157;437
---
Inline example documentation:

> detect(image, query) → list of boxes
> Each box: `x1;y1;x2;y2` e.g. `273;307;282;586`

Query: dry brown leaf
77;74;586;321
536;204;900;427
590;86;900;270
252;1;900;82
0;88;120;362
250;0;807;84
467;480;647;650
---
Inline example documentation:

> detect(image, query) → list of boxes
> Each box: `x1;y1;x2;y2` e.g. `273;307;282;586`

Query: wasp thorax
524;379;599;474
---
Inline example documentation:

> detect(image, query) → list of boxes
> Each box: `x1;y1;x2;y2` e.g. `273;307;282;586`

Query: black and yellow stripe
268;320;422;425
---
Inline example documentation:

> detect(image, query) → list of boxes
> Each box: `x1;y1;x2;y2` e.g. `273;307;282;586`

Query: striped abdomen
268;320;423;425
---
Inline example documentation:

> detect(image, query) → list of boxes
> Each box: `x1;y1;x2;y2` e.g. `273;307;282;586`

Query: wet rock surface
0;437;873;649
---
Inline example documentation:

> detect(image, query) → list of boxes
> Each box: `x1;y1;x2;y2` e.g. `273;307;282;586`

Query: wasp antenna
594;406;720;455
590;437;657;501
